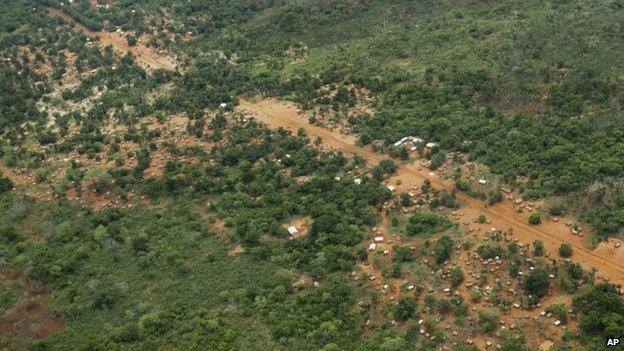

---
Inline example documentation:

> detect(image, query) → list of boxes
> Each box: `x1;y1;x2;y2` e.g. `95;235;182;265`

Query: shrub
478;309;499;333
434;235;454;264
0;175;13;193
450;268;464;287
523;267;550;298
559;243;573;258
406;212;452;237
454;178;470;191
477;214;487;223
395;297;418;322
533;240;544;256
469;288;482;302
528;213;542;225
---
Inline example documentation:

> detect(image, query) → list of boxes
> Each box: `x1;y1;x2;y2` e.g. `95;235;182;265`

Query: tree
477;214;487;223
528;213;542;225
559;243;573;258
573;283;624;338
421;179;431;194
523;267;550;298
533;240;544;256
478;309;499;333
450;268;464;287
395;297;417;322
0;175;13;193
406;211;452;237
454;178;470;191
126;34;138;46
434;235;453;264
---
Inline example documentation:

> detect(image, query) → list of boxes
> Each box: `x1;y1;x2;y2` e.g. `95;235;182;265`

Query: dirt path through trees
46;7;176;70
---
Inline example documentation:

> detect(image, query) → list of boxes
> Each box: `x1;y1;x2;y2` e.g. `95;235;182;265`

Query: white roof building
354;178;362;185
426;142;439;148
287;226;298;235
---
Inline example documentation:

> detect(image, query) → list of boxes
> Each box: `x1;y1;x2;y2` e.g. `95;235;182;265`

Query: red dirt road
46;7;176;71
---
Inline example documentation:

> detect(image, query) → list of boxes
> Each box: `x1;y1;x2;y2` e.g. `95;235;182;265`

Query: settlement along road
239;98;624;286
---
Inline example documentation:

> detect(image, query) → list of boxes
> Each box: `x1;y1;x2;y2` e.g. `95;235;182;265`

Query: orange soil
238;98;624;286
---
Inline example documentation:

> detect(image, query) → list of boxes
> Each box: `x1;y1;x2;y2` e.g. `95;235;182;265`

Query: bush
559;243;573;258
126;34;138;46
528;213;542;225
533;240;545;256
477;244;505;259
523;267;550;298
548;204;567;216
454;178;470;191
478;309;499;333
406;212;452;237
0;175;13;193
395;297;418;322
450;268;464;287
469;288;482;302
434;235;454;264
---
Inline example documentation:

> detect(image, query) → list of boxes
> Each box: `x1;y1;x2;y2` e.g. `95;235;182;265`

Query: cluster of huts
392;136;438;152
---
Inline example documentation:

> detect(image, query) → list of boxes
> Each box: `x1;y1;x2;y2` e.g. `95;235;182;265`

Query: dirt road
239;99;624;286
46;7;176;71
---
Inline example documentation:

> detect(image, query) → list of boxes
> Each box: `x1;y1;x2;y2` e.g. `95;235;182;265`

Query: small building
478;179;487;185
425;142;439;149
387;185;396;191
374;236;384;243
368;243;377;251
354;178;362;185
287;226;298;236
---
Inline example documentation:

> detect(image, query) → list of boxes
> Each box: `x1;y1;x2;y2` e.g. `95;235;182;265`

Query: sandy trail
46;7;176;71
239;98;624;286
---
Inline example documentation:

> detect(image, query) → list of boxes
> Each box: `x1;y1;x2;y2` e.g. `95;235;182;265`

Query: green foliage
573;283;624;338
477;244;505;259
533;240;545;257
433;235;453;264
523;267;550;299
395;296;417;322
478;309;499;334
454;178;470;192
528;212;542;225
559;243;573;258
0;175;12;194
405;211;452;237
450;268;464;287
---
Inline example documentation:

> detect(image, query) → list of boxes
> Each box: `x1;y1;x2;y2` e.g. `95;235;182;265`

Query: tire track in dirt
238;98;624;286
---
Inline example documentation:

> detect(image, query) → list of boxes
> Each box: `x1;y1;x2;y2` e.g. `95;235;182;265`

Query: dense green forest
1;0;624;350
